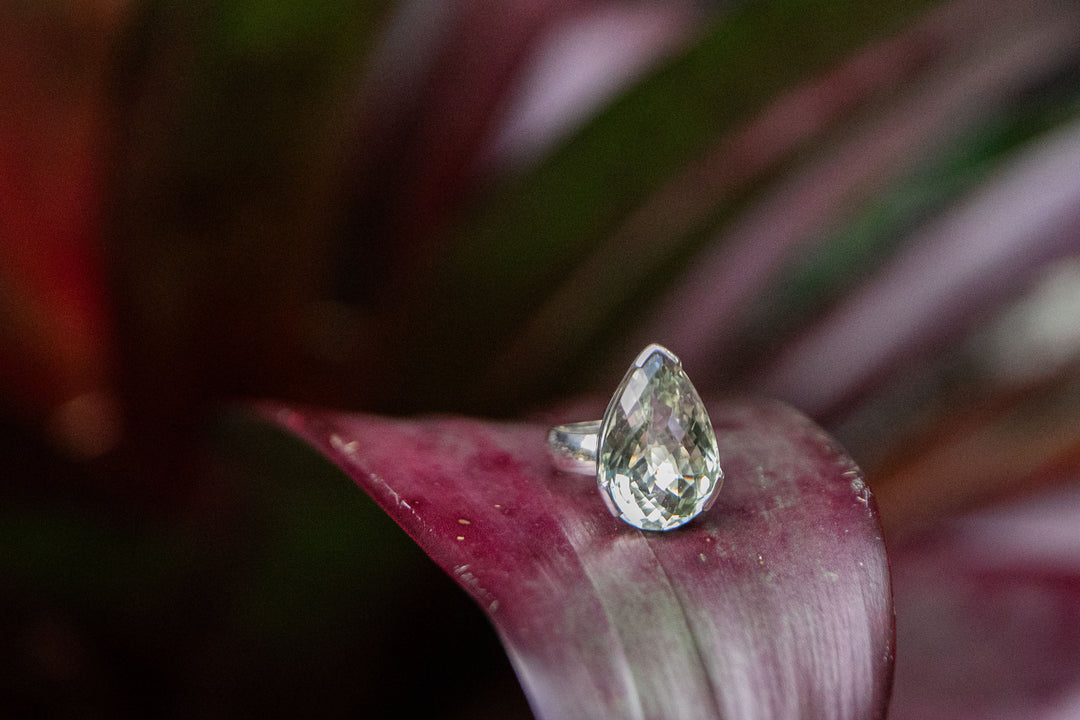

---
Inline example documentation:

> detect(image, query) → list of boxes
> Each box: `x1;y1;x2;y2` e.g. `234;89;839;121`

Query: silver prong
702;470;725;512
633;343;680;368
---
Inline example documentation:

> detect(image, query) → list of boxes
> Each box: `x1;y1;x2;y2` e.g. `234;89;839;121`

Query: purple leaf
871;362;1080;540
754;120;1080;417
640;0;1080;386
890;481;1080;720
260;398;892;720
350;0;601;275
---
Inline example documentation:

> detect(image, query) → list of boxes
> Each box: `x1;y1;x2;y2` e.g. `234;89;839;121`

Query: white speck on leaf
329;434;358;455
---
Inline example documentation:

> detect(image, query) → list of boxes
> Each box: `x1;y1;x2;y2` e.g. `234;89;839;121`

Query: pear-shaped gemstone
597;345;722;531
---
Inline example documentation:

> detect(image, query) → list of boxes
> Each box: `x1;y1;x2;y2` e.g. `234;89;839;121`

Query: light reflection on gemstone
598;344;722;531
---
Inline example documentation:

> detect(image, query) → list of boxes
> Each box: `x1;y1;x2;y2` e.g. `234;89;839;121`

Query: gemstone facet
597;344;723;531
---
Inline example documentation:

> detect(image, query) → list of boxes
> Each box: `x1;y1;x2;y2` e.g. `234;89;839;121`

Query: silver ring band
547;421;600;474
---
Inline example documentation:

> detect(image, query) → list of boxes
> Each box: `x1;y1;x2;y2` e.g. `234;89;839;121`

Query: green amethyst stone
598;344;723;531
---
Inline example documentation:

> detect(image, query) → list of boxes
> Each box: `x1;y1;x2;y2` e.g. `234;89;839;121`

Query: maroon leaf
260;398;892;719
350;0;602;284
637;0;1080;388
872;363;1080;540
754;120;1080;418
890;481;1080;720
0;3;124;457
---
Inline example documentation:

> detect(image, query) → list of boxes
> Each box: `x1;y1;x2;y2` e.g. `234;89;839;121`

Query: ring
548;344;723;531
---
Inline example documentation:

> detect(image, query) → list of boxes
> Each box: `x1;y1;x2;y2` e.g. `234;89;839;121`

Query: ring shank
547;421;601;475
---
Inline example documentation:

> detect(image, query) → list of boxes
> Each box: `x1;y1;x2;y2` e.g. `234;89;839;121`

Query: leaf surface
890;481;1080;720
262;398;892;720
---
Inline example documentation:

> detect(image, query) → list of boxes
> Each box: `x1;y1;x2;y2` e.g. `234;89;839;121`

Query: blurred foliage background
2;0;1080;716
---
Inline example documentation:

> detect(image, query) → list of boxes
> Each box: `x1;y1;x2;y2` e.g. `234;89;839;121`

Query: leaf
0;3;121;455
873;363;1080;540
260;398;892;720
889;481;1080;720
346;0;608;278
755;117;1080;417
108;0;398;451
666;36;1080;391
378;0;945;412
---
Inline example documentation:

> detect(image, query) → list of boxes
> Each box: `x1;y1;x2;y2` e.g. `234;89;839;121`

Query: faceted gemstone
598;344;723;531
